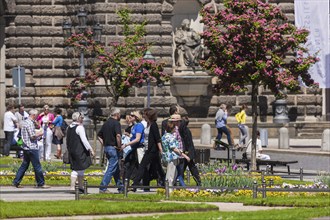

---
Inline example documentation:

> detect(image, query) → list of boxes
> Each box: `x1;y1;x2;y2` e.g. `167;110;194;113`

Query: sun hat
168;114;181;121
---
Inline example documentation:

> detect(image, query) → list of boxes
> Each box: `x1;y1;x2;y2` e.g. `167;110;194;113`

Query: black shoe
13;184;23;188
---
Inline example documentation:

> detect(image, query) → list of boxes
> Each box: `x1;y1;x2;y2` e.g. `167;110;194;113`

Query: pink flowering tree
65;9;169;104
200;0;318;169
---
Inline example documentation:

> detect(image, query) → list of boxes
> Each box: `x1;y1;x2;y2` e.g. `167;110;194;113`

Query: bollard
269;178;274;187
262;180;266;198
165;179;170;200
83;179;88;195
187;167;190;185
124;178;129;198
252;180;258;199
232;148;236;164
300;167;304;181
261;170;265;183
266;165;270;174
75;181;79;200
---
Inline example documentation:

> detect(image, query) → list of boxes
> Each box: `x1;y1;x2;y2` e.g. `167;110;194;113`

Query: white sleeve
75;125;92;151
256;139;262;152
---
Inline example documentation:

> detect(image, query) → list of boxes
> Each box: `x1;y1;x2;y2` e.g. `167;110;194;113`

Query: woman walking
52;108;64;159
235;104;248;148
132;108;165;191
67;112;95;193
121;111;144;184
161;115;190;192
37;105;54;161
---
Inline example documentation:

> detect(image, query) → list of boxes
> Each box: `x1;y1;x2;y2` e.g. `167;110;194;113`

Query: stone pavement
195;137;330;173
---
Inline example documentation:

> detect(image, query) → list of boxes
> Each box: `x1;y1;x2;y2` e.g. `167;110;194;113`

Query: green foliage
315;173;330;188
199;162;254;188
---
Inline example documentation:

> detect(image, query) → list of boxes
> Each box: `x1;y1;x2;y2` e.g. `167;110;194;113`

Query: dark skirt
52;135;63;145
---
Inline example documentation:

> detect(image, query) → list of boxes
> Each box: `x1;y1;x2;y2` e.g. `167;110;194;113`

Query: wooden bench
235;158;298;175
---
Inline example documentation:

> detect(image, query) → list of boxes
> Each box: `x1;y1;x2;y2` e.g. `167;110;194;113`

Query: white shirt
69;122;92;151
15;111;29;128
246;138;263;158
4;111;17;132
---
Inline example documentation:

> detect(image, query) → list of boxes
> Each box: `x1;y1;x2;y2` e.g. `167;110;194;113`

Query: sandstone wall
2;0;323;121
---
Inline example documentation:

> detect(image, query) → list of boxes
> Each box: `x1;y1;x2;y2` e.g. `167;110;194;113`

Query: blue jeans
4;131;14;156
238;124;247;145
100;146;122;192
13;149;45;186
216;126;232;146
176;159;186;186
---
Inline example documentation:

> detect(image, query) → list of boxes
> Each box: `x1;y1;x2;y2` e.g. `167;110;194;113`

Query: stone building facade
0;0;329;133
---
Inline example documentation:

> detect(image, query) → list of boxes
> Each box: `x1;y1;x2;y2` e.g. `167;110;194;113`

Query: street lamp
143;50;155;108
62;7;102;126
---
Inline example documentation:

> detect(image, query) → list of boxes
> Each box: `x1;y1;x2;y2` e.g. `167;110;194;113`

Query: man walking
178;107;202;186
12;109;50;188
98;108;123;193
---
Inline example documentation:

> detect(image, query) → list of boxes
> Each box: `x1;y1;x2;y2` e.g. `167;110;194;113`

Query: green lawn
0;200;217;219
115;208;330;220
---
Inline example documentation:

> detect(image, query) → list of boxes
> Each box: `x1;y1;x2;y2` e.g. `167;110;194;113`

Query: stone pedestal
170;69;212;117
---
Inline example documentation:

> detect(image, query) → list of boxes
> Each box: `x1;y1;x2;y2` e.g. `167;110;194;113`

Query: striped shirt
21;118;38;150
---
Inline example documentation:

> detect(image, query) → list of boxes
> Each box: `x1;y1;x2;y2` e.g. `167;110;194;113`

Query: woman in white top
66;112;95;193
246;131;270;160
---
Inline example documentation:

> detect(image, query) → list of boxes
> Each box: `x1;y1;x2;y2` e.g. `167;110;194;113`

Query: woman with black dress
67;112;95;192
131;108;165;191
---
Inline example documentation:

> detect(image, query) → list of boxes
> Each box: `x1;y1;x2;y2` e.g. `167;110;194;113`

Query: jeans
238;124;247;145
13;149;45;186
216;126;232;146
176;159;186;186
100;146;122;192
4;131;14;156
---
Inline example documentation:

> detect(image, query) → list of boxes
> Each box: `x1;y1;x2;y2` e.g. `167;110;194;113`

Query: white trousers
166;161;178;193
39;127;53;161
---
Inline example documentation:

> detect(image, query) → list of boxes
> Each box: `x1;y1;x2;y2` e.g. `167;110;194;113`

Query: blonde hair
131;111;142;122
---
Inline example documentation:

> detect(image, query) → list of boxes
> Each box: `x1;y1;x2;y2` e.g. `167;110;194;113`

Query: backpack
61;120;69;136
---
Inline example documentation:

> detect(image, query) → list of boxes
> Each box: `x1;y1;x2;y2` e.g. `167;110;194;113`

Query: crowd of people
96;105;202;194
4;102;269;191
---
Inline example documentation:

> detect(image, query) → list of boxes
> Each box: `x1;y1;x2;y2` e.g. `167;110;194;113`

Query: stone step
297;128;327;133
297;133;322;139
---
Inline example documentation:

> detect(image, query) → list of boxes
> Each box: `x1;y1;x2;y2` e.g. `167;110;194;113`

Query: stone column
278;127;289;149
200;123;211;145
321;129;330;152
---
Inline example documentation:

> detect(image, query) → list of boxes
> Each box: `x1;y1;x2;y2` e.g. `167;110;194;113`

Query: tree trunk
250;82;258;171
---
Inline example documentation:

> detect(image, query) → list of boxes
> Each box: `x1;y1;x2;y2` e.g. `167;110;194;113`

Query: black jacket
161;119;196;160
146;121;162;154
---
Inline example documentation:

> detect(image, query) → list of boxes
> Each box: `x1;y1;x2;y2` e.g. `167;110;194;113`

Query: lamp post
142;51;155;108
62;8;102;126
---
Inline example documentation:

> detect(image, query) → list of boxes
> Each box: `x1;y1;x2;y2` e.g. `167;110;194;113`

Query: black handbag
62;150;69;164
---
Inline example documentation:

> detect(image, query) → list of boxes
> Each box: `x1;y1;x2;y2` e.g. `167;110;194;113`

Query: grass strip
115;207;330;220
82;193;330;207
0;200;217;219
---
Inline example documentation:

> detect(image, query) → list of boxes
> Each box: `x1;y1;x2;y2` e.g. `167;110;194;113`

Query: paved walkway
0;186;291;220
